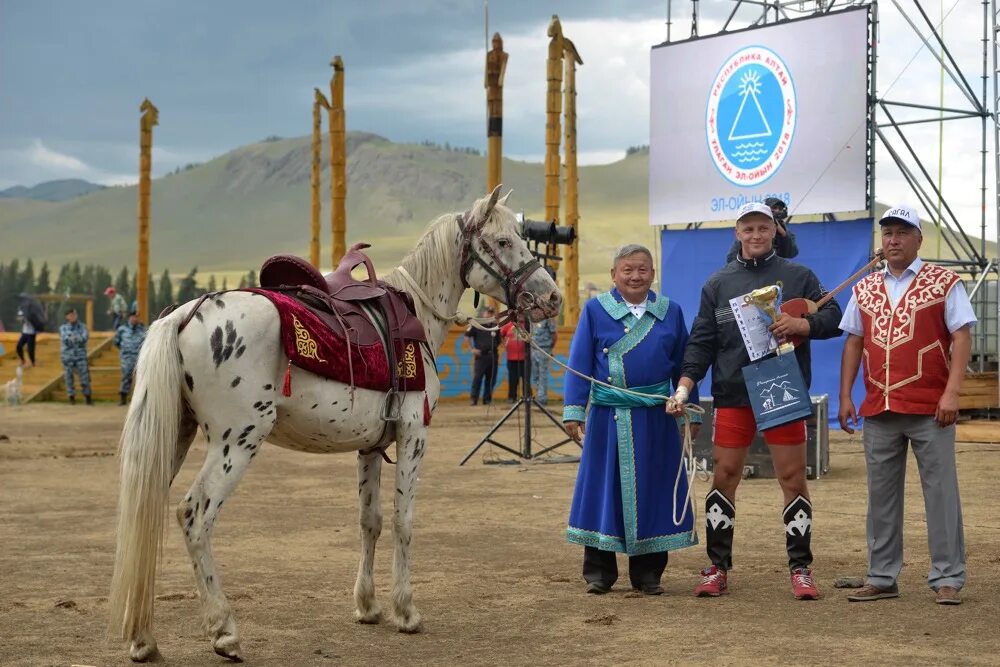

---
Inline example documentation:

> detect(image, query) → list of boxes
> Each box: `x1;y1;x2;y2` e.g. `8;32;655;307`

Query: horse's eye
497;238;512;249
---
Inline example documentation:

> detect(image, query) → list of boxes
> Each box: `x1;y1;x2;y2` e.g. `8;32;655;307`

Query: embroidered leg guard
783;495;814;571
705;489;736;570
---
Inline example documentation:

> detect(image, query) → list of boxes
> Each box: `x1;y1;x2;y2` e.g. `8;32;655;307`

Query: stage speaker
692;395;829;480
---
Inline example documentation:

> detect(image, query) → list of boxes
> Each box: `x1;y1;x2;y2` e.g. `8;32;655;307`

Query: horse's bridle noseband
456;211;545;318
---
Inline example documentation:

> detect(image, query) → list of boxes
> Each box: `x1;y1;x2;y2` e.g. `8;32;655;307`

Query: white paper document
729;293;778;361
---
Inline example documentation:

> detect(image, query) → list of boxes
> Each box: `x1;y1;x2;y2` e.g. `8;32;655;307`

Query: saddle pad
246;289;426;392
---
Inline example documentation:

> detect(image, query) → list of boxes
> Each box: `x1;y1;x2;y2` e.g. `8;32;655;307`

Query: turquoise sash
590;380;672;409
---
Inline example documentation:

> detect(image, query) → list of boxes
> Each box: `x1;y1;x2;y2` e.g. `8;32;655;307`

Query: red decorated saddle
254;244;428;396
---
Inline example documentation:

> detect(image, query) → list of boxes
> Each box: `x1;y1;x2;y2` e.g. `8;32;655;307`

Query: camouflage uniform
113;321;146;395
531;317;557;404
59;320;91;399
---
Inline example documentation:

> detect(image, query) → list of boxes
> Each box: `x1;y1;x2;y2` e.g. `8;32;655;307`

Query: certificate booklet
729;293;778;361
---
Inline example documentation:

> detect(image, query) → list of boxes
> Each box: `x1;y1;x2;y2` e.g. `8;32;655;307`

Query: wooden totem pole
311;88;330;268
544;16;563;235
137;98;158;324
330;56;347;266
562;39;583;325
485;32;508;193
485;32;508;313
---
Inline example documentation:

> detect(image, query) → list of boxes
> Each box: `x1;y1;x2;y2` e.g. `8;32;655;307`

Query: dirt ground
1;403;998;667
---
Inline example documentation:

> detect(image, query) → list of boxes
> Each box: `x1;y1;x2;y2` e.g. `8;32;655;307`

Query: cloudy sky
0;0;994;239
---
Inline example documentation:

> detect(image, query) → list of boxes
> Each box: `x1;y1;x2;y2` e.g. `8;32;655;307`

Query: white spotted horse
109;187;562;662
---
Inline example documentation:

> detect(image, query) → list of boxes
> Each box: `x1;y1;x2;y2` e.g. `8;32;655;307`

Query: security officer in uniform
113;310;146;405
60;308;92;405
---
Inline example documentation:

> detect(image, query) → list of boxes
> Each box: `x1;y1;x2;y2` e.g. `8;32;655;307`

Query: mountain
0;132;650;288
0;133;993;291
0;178;106;202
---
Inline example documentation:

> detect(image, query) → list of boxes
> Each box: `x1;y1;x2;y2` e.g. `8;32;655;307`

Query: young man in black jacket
668;202;842;600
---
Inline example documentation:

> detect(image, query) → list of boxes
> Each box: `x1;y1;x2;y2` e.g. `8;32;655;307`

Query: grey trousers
863;412;965;591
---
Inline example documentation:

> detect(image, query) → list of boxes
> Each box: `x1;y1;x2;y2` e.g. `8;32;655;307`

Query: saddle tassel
282;360;293;397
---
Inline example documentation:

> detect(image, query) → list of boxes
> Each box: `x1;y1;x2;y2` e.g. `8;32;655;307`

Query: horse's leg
389;417;428;633
172;406;199;482
353;450;384;623
176;416;272;662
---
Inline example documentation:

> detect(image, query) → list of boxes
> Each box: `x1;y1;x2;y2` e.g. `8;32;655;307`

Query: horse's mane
383;195;515;294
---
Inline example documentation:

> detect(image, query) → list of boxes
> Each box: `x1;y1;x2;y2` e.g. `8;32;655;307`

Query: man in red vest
838;205;976;606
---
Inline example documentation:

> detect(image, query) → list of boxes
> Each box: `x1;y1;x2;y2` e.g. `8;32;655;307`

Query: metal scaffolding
664;0;999;368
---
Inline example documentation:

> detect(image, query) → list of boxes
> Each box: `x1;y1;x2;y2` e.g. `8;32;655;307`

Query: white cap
880;205;920;231
736;202;775;223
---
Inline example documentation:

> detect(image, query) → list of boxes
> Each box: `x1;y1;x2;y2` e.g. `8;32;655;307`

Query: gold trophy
745;285;795;355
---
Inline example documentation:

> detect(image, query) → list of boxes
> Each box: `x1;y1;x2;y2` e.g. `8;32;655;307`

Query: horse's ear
483;184;503;219
498;189;512;207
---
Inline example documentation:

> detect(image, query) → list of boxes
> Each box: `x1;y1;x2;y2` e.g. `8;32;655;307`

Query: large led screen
650;8;869;225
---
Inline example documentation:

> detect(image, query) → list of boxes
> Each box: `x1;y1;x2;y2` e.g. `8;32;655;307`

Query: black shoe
68;396;76;405
632;585;665;596
470;400;478;406
585;582;611;595
85;395;93;406
119;393;127;406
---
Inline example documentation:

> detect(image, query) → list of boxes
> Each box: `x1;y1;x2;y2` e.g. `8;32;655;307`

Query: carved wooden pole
137;98;158;324
563;39;583;325
544;17;564;232
485;32;508;313
485;32;507;193
312;89;330;267
330;56;346;266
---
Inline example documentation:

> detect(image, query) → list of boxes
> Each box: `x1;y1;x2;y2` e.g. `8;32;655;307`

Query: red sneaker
791;568;820;600
694;565;728;597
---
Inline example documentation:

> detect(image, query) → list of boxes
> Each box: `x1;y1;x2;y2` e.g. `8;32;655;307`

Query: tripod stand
459;337;580;465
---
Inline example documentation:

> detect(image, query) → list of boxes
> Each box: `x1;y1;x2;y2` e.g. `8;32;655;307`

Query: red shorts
713;406;806;448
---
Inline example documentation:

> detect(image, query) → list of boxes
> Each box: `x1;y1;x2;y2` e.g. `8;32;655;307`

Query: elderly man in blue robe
563;244;700;595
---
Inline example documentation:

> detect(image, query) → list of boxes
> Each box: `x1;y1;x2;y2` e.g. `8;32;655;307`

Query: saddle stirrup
380;389;402;422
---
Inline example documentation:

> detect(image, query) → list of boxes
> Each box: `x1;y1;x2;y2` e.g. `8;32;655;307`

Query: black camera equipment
521;220;577;246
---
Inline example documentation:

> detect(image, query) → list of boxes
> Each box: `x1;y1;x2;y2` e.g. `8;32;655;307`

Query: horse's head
457;186;562;322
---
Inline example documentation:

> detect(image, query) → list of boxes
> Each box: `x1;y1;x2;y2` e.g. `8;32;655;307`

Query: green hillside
0;132;994;294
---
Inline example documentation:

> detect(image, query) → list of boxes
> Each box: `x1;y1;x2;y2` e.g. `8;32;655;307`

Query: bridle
456;211;546;321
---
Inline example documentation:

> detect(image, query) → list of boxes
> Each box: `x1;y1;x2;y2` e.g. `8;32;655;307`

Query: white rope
523;331;702;530
395;267;499;331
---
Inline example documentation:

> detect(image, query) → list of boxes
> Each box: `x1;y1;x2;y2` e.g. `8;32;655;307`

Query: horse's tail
109;310;185;640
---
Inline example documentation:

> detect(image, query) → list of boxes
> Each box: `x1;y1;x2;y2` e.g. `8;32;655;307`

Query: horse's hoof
354;607;382;624
393;612;423;634
213;634;244;662
129;634;159;662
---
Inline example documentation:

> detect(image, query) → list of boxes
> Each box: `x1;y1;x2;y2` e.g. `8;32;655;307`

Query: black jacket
680;251;842;408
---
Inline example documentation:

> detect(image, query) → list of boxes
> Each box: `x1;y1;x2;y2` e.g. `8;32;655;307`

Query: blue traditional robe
563;289;699;555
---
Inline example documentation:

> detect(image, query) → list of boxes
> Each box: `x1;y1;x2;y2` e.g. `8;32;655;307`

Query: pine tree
157;270;174;314
20;259;35;294
147;276;156;320
115;266;131;300
222;277;229;291
207;274;218;293
176;267;199;303
54;263;70;294
36;262;51;294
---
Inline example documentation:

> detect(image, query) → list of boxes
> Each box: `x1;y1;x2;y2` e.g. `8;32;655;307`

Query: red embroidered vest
854;263;960;417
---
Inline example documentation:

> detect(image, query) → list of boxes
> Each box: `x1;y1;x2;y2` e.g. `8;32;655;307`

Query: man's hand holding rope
666;378;701;441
